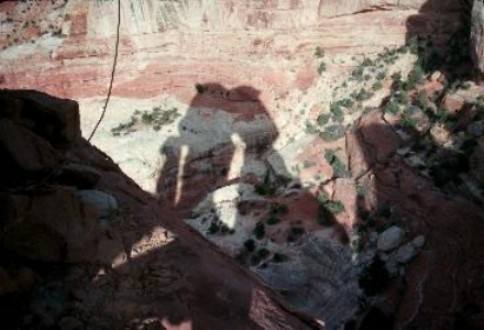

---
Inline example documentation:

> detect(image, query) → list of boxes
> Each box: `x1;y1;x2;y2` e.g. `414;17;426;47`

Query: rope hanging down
87;0;121;142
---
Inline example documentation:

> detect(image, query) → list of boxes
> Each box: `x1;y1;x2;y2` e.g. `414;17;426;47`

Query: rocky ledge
0;89;314;329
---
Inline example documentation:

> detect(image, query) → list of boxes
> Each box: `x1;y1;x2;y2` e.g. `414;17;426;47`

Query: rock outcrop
0;89;313;329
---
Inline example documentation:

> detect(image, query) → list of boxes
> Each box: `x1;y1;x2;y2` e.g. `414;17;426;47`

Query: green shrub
361;58;373;67
316;190;329;203
317;113;331;126
330;102;344;122
207;222;220;234
318;200;345;225
272;253;289;263
395;90;409;105
324;149;350;178
111;106;180;136
325;200;345;214
415;91;429;109
314;46;325;58
400;116;418;128
255;171;277;196
352;66;364;81
253;222;266;240
355;88;373;101
305;121;319;134
372;81;383;91
356;184;367;197
250;248;271;266
266;216;280;225
256;248;270;259
407;36;419;55
141;112;155;124
244;239;256;252
385;101;400;114
318;62;327;75
407;64;425;87
391;72;402;82
376;71;386;80
339;98;354;108
320;125;345;141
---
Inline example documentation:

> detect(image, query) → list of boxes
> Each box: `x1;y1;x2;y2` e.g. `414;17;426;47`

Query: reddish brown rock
441;93;466;113
0;89;314;329
347;110;402;177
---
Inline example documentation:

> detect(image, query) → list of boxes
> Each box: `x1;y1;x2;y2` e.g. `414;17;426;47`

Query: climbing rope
87;0;121;142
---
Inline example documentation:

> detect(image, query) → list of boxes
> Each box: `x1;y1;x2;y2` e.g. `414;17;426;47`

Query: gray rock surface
76;190;118;219
394;243;417;264
411;235;426;248
255;235;359;330
377;226;405;251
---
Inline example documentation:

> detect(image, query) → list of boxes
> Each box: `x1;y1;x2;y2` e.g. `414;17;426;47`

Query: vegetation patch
253;222;266;240
111;107;180;136
359;256;390;296
319;125;345;141
287;227;305;242
324;149;350;178
272;253;289;263
255;171;278;196
244;239;256;252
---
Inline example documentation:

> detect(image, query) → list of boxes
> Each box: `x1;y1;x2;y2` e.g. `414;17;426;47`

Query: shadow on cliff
351;117;484;329
405;0;473;80
156;82;348;236
156;83;290;212
152;83;350;326
0;89;320;329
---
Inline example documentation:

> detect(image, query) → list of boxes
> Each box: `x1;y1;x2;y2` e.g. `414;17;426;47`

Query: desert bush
266;216;280;225
207;222;220;234
385;101;400;115
255;171;277;196
324;149;350;178
317;113;330;126
244;239;256;252
372;81;383;91
314;46;325;58
320;125;345;141
253;222;266;240
330;102;344;122
318;62;327;75
272;253;289;263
